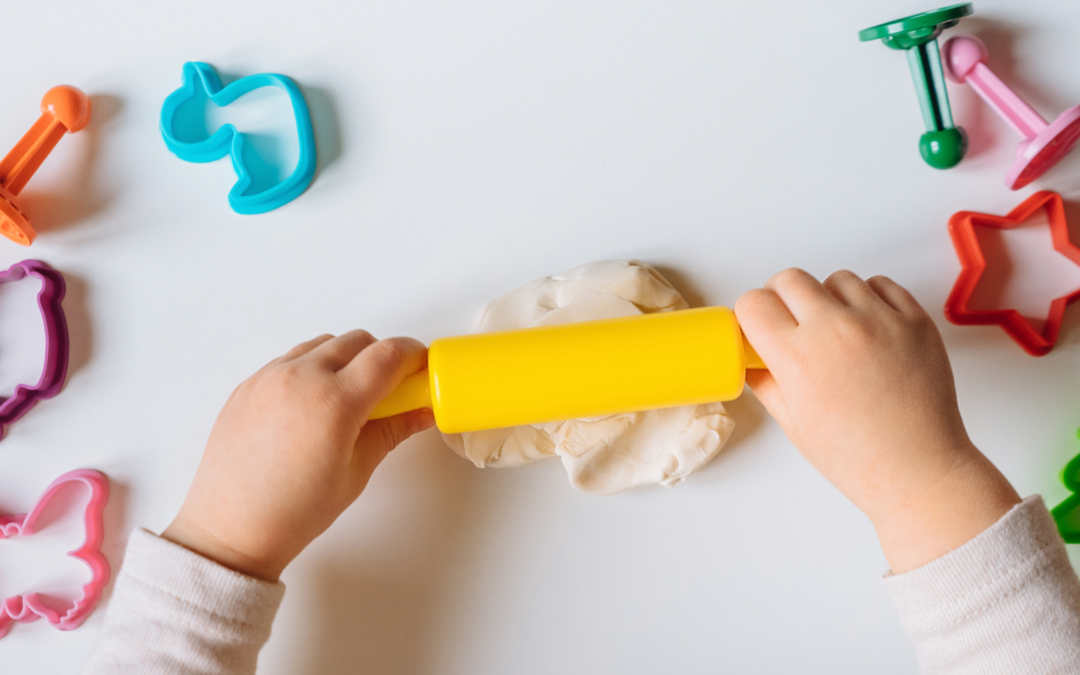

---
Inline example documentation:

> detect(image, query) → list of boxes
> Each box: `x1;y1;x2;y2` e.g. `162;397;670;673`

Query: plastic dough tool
859;4;972;169
0;469;111;638
0;86;92;245
943;35;1080;190
0;260;69;437
1051;428;1080;544
160;62;317;215
945;191;1080;356
370;307;766;434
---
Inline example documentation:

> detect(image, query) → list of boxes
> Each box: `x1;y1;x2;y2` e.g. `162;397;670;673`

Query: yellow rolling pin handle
369;369;433;419
742;335;765;370
368;307;765;433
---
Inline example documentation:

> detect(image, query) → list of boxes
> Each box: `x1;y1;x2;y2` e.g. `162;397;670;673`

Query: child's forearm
82;530;284;675
884;496;1080;673
870;447;1020;574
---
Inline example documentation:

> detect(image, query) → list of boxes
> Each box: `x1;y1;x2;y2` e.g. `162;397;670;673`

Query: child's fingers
866;276;924;316
763;268;839;322
735;288;797;330
744;369;786;425
338;337;429;414
277;334;334;362
735;288;797;367
306;330;378;371
353;408;436;473
823;270;887;311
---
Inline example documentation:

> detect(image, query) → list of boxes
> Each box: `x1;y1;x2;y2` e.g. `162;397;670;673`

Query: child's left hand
163;331;435;581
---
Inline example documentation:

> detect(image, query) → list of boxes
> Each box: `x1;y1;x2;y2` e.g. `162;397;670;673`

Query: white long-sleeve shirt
82;528;284;674
883;495;1080;673
83;496;1080;674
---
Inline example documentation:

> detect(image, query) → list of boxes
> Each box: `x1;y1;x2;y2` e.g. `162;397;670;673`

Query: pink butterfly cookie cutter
0;259;69;439
0;469;110;638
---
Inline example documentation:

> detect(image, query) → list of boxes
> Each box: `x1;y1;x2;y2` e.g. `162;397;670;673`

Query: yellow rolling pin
369;306;765;434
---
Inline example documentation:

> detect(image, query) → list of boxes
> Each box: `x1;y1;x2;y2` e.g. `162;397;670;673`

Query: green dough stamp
859;3;973;169
1052;429;1080;544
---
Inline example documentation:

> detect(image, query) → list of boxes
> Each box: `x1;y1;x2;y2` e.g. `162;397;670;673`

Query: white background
2;0;1080;672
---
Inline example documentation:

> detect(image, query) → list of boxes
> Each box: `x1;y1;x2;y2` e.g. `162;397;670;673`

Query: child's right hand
735;269;1020;573
162;331;435;581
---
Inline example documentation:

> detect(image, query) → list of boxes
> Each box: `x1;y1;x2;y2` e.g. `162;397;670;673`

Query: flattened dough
442;260;735;495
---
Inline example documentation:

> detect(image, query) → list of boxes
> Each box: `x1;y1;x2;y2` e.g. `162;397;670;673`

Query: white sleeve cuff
82;528;285;675
883;495;1080;674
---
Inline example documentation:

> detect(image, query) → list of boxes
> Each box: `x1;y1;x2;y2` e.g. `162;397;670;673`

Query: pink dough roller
943;35;1080;189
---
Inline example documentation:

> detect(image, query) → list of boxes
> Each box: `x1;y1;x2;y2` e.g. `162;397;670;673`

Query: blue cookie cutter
160;62;317;215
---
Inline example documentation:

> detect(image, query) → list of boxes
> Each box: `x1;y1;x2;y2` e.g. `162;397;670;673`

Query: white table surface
2;0;1080;672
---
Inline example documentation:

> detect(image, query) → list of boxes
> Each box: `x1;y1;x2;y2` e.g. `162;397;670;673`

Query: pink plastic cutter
0;469;110;638
943;35;1080;189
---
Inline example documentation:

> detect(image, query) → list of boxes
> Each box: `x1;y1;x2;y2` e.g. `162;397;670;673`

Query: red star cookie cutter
945;191;1080;356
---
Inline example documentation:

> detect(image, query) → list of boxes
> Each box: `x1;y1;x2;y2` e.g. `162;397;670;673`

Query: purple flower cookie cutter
0;260;68;438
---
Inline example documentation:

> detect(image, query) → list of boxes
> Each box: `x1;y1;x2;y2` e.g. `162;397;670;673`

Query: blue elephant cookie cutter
160;62;317;215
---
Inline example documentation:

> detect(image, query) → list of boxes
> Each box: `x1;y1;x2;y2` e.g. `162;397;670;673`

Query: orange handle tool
0;86;91;246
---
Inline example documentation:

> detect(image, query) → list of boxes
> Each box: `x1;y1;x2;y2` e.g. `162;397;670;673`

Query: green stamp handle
859;4;973;169
1052;429;1080;544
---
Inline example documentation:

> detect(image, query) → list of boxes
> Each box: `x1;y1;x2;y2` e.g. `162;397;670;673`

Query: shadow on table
96;475;131;608
301;85;344;181
19;94;123;236
302;431;484;675
60;270;94;384
718;391;766;455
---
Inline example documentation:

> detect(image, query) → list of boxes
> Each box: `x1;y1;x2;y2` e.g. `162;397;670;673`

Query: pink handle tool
943;35;1080;190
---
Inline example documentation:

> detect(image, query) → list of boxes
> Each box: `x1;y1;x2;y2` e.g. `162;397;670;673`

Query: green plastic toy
859;3;973;169
1052;429;1080;544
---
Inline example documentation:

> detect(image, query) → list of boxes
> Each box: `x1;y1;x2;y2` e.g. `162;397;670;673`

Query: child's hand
163;331;436;581
735;269;1020;573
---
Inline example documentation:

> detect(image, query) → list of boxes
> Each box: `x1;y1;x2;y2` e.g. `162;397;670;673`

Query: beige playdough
441;260;736;496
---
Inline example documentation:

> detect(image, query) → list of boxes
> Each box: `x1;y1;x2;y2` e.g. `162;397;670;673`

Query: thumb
352;408;436;479
745;369;788;428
